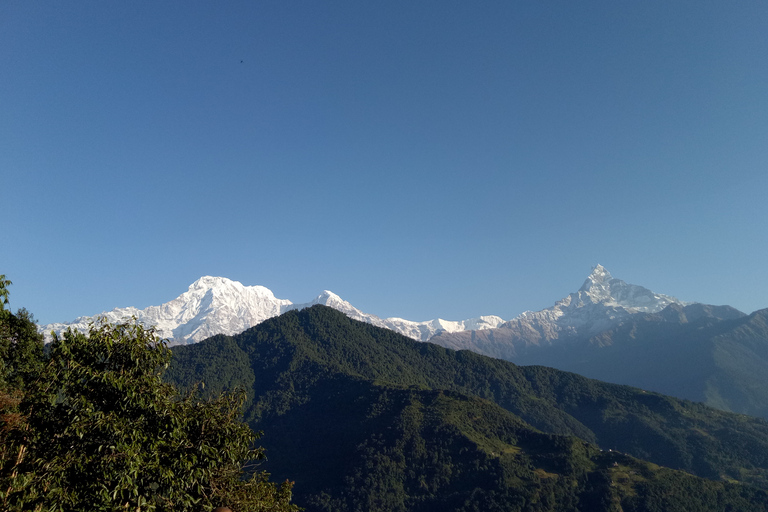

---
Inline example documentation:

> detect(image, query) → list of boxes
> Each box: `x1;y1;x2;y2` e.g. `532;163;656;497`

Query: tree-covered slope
166;305;768;510
248;376;768;512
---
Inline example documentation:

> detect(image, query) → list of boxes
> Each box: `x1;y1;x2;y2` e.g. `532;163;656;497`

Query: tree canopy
0;274;11;311
0;286;298;512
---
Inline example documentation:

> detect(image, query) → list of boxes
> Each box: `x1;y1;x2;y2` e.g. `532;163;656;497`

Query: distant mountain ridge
429;264;702;359
39;275;506;345
40;265;695;346
507;263;690;338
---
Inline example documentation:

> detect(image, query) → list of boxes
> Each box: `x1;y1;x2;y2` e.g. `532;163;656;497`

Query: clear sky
2;1;767;325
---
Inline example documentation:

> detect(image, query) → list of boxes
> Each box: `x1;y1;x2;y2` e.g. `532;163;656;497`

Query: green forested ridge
166;305;768;511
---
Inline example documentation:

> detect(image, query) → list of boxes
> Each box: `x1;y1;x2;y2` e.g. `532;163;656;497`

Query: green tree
1;319;299;512
0;278;44;484
0;308;44;389
0;274;11;311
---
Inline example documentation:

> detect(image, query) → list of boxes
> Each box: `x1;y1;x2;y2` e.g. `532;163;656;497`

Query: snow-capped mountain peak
579;264;612;293
310;290;345;306
187;276;281;303
422;265;697;361
493;265;690;343
39;266;692;348
40;277;293;345
39;277;501;345
570;264;684;314
283;290;389;329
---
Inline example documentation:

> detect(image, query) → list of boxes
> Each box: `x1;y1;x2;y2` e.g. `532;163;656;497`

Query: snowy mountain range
38;276;505;345
39;265;688;346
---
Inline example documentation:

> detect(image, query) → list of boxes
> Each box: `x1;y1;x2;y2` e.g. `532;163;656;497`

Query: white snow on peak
38;266;691;347
498;264;690;341
40;276;294;345
39;276;502;345
381;315;505;341
585;263;610;282
309;290;346;306
572;264;685;314
284;290;389;329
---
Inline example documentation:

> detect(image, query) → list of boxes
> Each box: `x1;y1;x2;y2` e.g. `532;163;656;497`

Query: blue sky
2;1;767;325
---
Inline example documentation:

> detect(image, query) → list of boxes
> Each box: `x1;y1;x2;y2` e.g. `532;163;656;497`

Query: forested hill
166;305;768;511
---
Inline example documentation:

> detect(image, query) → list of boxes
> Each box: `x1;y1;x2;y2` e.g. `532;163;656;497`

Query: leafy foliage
0;294;45;487
0;316;298;512
0;275;11;311
0;307;44;391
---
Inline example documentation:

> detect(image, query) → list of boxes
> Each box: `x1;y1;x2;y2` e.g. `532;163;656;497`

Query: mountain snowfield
39;265;687;346
508;263;688;340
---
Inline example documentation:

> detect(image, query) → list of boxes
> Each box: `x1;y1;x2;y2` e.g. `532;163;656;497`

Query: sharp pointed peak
578;264;615;292
588;264;612;280
311;290;347;305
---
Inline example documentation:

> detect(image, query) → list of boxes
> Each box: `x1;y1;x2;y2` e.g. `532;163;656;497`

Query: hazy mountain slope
706;309;768;412
427;268;768;418
435;302;768;419
565;307;768;419
165;306;768;494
